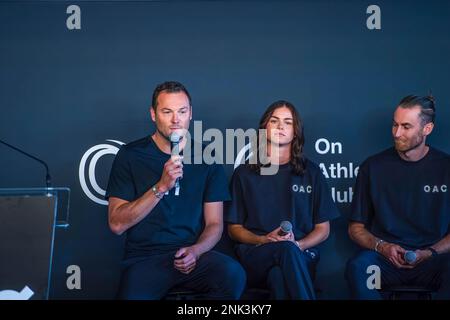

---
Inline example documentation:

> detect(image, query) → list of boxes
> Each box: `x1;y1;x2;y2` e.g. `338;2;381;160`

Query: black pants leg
118;250;246;300
237;241;317;300
346;250;450;300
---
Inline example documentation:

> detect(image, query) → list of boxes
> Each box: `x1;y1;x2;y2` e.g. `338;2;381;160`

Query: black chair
164;282;271;300
165;266;287;300
164;287;206;300
381;285;434;300
165;266;320;300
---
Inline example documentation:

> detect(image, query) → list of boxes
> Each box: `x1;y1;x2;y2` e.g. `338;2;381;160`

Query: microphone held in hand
169;133;182;195
170;132;181;156
404;250;417;265
278;221;293;236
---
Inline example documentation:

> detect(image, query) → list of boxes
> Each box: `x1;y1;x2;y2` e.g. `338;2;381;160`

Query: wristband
151;184;164;199
374;239;384;252
427;247;438;258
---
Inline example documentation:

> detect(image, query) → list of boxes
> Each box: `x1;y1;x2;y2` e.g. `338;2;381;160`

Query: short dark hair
398;95;436;125
151;81;192;110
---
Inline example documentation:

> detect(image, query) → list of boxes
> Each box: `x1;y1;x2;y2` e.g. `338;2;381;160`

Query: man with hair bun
346;95;450;300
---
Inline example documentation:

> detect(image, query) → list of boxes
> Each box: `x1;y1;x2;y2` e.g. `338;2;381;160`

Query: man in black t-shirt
346;95;450;299
105;81;245;299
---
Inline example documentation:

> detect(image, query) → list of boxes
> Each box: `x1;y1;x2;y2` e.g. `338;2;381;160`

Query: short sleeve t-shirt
225;159;340;241
351;146;450;250
105;136;231;259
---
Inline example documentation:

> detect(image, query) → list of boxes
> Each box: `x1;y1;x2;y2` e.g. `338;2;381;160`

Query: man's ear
423;122;434;136
150;106;156;122
189;105;193;121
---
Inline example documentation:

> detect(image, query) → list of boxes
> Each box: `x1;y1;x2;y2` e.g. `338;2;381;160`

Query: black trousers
117;250;246;300
346;250;450;300
236;241;318;300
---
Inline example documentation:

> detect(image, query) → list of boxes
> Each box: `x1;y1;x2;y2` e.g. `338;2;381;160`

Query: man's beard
156;127;185;143
156;127;171;142
394;133;424;153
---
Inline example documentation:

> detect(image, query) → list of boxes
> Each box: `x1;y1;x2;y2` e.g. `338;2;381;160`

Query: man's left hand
174;246;199;274
410;249;433;267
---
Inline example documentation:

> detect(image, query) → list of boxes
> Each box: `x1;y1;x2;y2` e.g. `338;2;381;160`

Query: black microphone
0;139;52;189
169;133;181;194
278;221;292;236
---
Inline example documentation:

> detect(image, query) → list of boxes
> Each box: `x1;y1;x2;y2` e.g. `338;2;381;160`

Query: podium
0;188;70;300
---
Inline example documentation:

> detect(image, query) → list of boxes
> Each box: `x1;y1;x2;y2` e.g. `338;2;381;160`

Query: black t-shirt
225;159;340;240
351;146;450;250
105;136;231;259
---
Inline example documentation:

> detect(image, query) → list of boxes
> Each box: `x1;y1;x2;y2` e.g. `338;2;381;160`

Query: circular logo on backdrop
79;140;125;205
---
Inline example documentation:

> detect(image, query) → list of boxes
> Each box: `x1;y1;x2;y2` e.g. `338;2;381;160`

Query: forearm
109;189;161;235
298;223;329;250
348;222;379;251
192;222;223;256
430;233;450;254
228;225;267;245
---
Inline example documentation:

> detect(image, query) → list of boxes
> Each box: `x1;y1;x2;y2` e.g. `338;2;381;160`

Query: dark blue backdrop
1;0;449;299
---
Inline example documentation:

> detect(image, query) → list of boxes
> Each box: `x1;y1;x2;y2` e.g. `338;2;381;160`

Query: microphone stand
0;139;52;192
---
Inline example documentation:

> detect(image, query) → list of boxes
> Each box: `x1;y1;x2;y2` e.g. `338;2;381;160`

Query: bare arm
193;201;224;256
227;222;329;249
228;224;270;245
108;156;183;235
108;192;161;235
348;221;379;250
297;221;330;251
430;233;450;254
411;234;450;266
173;201;224;274
349;221;409;268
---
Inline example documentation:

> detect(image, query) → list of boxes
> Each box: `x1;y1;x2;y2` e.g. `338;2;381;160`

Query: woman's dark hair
249;100;306;175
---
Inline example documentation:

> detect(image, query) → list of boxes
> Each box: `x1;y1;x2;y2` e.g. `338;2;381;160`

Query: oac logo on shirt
292;184;312;194
79;140;125;205
423;185;447;193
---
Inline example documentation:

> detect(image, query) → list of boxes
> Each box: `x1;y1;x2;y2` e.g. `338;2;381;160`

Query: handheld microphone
169;133;182;195
0;139;52;189
278;221;292;236
404;250;417;265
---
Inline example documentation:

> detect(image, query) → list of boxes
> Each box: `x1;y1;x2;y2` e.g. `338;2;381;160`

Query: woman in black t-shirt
226;100;339;300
